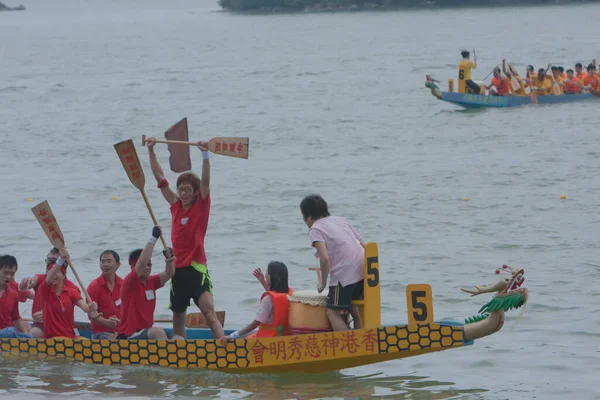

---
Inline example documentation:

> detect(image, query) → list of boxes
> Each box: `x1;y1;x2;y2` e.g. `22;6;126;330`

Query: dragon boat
425;74;598;108
0;243;528;374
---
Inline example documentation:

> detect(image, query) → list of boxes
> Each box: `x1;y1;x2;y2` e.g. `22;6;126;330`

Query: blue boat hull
434;91;597;108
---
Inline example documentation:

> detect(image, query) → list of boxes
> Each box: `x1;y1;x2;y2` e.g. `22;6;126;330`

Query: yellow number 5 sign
406;284;434;326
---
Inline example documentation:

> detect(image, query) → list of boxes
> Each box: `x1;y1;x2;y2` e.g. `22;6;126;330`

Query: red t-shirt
0;286;21;329
170;193;211;268
35;275;82;338
9;280;32;303
118;270;163;337
32;275;80;314
87;274;123;334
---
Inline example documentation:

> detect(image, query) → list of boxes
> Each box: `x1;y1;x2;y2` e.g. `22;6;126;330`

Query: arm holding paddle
52;249;100;318
146;138;178;205
198;141;210;200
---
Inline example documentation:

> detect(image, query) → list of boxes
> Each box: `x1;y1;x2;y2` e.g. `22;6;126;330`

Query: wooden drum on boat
288;290;333;335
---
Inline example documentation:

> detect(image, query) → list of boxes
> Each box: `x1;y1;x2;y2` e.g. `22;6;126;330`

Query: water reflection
1;356;488;399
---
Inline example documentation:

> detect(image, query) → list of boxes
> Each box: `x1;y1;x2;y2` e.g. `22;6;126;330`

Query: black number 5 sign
405;284;433;325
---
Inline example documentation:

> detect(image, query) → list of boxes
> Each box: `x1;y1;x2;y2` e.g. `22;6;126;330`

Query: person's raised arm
197;141;210;200
146;137;177;205
135;226;162;278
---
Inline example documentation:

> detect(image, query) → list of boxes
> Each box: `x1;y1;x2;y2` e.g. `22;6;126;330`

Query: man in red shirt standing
20;249;99;339
117;226;182;340
145;137;224;340
0;255;32;338
87;250;123;339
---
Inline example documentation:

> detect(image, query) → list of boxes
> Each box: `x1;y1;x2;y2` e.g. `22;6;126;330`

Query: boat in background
425;74;598;108
0;242;528;374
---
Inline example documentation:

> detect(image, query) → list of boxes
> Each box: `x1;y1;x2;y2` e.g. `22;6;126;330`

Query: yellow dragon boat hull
0;321;467;374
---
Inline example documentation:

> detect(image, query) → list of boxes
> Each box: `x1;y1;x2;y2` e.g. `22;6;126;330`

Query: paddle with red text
142;135;249;160
31;200;92;303
114;139;169;250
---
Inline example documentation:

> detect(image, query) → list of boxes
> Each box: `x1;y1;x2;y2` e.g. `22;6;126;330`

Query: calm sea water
1;0;599;399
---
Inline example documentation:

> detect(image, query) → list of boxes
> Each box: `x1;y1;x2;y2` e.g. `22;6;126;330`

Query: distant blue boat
427;88;598;109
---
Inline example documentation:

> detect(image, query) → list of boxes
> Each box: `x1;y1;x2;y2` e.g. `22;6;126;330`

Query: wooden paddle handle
67;259;92;304
142;135;197;147
140;190;169;250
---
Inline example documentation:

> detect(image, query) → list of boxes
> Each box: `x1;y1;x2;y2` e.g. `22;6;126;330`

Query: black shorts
326;279;364;310
465;79;481;93
169;265;213;313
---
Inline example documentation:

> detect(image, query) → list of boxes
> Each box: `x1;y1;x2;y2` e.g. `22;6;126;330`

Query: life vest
492;76;510;95
582;74;598;90
563;78;580;94
256;288;294;338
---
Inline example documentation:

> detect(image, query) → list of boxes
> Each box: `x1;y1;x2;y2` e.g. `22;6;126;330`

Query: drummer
300;194;365;331
222;261;293;342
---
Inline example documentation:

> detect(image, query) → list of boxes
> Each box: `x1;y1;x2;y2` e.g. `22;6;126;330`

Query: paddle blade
207;137;249;159
31;200;65;250
165;117;192;173
114;139;145;190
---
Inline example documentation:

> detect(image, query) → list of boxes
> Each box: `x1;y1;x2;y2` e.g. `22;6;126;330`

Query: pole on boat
31;200;92;304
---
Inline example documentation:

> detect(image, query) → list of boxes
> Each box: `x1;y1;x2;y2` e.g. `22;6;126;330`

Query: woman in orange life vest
485;67;511;96
221;261;293;343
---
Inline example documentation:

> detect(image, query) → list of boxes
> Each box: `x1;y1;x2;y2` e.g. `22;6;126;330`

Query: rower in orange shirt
485;67;511;96
563;69;581;94
575;63;585;80
578;64;599;92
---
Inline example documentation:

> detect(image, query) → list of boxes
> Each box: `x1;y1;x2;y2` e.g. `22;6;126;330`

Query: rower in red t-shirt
117;226;182;340
0;255;32;338
20;249;99;339
23;248;82;338
87;250;123;340
145;136;224;340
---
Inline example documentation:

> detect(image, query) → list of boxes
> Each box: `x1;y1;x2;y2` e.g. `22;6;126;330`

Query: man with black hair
459;49;480;94
87;250;123;339
0;255;32;338
300;194;365;331
117;226;183;340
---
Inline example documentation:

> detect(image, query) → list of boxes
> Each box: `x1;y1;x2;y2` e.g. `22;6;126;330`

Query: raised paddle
114;139;169;250
31;200;92;304
141;135;249;160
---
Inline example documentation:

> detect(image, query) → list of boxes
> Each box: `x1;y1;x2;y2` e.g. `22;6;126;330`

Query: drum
288;290;333;335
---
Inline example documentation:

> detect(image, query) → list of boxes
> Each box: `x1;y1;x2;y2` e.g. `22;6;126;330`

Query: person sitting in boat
116;226;183;340
87;250;123;340
577;64;598;92
502;60;526;96
485;67;511;96
23;248;82;338
563;69;581;94
300;194;365;331
575;63;585;80
222;261;294;343
458;50;480;94
0;255;32;338
549;66;564;95
531;68;552;96
558;66;567;80
19;249;99;339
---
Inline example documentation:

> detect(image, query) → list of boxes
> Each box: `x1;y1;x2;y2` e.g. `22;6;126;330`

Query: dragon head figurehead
461;264;526;298
461;265;529;337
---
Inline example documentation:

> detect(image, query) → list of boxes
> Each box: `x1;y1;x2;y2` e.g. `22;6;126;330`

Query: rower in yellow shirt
550;66;564;95
532;68;551;96
458;49;480;94
502;60;527;96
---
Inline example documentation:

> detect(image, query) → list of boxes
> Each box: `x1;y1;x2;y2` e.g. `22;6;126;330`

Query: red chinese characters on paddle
210;138;248;158
114;139;146;190
32;201;64;248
